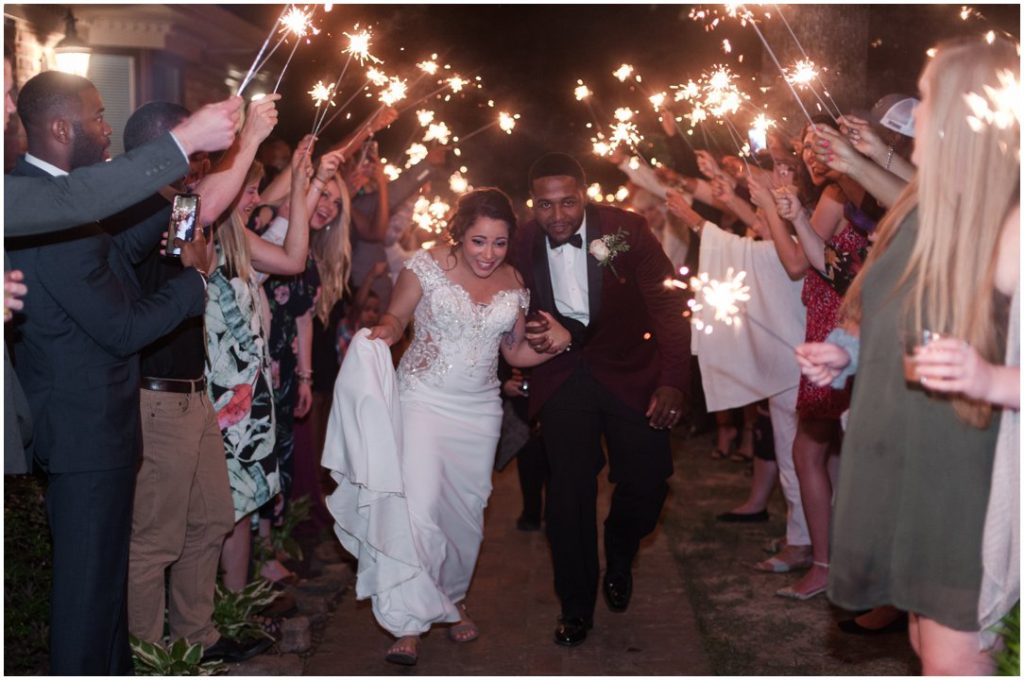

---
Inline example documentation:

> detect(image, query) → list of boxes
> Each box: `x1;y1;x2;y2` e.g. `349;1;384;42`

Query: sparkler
423;121;452;145
613;64;635;82
964;68;1021;135
308;80;335;135
573;78;603;129
784;58;840;123
667;269;796;349
449;171;471;194
458;111;521;142
236;4;290;96
772;4;843;119
743;5;816;126
378;77;409;106
412;195;452;234
273;5;317;94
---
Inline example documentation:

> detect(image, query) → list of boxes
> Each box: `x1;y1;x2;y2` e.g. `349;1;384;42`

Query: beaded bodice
397;250;529;392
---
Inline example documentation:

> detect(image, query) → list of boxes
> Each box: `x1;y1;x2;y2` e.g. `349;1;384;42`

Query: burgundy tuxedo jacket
512;203;691;419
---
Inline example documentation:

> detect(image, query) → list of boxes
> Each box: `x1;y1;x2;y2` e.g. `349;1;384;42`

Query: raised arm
193;94;280;224
248;134;314;276
748;175;809;279
813;123;907;208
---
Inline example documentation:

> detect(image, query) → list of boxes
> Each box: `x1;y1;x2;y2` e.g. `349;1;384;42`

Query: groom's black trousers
539;363;673;621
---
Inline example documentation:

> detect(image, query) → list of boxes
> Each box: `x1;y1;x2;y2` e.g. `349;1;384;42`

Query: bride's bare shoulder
498;263;526;289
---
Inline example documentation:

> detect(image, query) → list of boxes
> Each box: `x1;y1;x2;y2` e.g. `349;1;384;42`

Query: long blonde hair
843;36;1020;428
310;175;352;325
216;161;265;281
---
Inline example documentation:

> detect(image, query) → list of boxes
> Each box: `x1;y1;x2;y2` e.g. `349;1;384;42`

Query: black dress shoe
837;612;909;635
554;617;592;647
603;571;633;612
715;509;769;523
201;635;274;663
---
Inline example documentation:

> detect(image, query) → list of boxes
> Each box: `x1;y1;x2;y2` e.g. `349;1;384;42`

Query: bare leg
733;404;757;461
220;514;252;592
781;418;837;597
914;613;994;675
727;458;777;514
712;411;737;458
853;605;904;630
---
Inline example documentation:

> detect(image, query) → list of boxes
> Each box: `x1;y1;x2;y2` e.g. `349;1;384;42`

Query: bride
324;188;569;665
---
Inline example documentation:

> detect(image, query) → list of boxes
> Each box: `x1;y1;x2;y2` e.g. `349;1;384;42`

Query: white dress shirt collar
24;153;69;177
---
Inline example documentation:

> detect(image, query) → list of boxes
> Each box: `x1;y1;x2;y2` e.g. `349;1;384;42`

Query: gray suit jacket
3;133;190;474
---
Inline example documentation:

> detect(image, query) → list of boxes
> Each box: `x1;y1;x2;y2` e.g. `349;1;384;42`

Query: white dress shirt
545;215;590;326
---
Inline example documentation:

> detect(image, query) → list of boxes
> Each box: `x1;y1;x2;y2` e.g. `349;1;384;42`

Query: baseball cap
870;94;919;138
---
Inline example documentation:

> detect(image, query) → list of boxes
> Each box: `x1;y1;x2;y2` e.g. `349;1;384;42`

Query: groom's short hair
528;152;586;187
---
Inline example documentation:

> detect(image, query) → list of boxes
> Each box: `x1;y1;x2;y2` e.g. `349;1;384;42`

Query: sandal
753;545;813;573
251;614;283;641
448;603;479;643
774;562;829;600
385;636;419;666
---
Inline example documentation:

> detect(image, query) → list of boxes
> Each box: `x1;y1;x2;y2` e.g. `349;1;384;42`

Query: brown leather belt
141;377;207;394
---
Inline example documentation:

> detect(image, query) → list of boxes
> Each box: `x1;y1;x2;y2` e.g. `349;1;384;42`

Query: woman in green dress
795;37;1019;674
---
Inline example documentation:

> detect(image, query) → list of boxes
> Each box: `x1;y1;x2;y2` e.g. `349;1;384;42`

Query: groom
514;152;690;646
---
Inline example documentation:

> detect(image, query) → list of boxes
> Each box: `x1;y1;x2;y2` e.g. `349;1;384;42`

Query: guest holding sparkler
796;36;1018;674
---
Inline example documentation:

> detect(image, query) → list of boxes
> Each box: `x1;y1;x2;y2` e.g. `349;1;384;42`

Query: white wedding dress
324;250;528;637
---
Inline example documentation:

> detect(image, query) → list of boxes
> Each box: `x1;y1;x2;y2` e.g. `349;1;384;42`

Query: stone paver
305;445;711;675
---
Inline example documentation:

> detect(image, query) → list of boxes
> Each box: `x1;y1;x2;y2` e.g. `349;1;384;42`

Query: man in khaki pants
120;100;275;661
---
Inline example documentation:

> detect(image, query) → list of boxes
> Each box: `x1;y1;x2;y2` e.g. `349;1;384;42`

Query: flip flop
753;554;812;573
448;620;479;643
385;638;418;666
448;603;479;643
775;583;827;600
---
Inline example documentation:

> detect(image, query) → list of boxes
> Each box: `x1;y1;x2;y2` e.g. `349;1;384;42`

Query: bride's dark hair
445;187;517;248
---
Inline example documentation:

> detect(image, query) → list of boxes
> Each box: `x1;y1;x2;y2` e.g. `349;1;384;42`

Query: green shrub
996;601;1020;676
130;636;226;676
212;579;280;643
4;474;52;674
253;495;312;570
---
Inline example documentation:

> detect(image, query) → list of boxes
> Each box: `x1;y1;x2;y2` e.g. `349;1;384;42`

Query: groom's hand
646;386;684;430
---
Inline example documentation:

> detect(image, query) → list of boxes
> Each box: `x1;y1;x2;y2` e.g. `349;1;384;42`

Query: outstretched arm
366;266;423;346
249;135;315;276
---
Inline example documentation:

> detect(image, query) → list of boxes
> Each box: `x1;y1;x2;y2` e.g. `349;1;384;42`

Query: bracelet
884;146;894;171
297;375;313;386
296;369;313;379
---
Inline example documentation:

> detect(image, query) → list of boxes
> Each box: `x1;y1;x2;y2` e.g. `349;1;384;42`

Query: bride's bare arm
501;309;571;367
367;268;422;346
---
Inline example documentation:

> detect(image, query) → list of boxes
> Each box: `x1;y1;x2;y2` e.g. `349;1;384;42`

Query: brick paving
305;440;711;675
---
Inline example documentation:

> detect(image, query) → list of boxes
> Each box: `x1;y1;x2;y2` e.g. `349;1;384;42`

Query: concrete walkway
305;443;711;675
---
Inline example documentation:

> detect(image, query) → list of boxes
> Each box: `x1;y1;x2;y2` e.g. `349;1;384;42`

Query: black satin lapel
532;228;555;313
585;206;603;323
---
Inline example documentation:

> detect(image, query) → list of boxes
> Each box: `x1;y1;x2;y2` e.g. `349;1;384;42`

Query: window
87;53;136;157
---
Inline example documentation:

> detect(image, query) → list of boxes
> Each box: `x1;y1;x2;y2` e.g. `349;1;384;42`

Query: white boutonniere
589;229;630;277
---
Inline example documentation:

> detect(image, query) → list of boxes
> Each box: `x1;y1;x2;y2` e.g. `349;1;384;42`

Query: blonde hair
310;175;352;325
843;36;1020;428
216;161;265;281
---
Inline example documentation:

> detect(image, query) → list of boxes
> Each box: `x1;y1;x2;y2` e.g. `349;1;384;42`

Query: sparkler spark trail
417;59;439;75
744;5;816;125
575;83;592;101
412;195;452;234
416;109;436;127
405;143;428;168
785;58;840;122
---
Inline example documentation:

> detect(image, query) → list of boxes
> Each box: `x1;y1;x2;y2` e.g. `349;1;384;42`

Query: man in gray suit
4;67;241;674
3;56;240;475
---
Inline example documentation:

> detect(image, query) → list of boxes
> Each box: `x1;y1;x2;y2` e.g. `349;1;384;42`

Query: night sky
223;4;1019;201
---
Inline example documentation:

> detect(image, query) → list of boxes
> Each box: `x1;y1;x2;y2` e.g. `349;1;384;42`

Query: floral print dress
206;263;278;521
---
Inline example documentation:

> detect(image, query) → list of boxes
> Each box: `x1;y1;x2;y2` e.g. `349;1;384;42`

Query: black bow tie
549;233;583;250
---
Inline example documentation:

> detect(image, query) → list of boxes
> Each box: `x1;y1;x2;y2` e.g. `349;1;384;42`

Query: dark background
224;4;1019;200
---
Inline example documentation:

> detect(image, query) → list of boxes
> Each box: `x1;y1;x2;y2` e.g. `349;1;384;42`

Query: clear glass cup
902;328;943;383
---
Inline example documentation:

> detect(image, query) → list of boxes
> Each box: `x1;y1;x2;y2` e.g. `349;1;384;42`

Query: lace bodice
397;250;529;392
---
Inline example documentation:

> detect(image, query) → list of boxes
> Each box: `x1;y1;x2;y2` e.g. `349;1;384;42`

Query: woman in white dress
326;188;570;665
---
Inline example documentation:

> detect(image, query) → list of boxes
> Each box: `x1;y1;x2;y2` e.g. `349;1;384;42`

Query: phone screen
167;193;201;258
